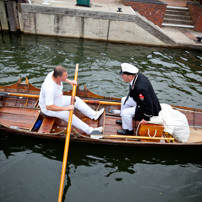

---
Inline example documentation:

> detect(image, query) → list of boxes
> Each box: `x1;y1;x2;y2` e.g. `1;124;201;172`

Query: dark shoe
116;120;122;125
117;129;134;135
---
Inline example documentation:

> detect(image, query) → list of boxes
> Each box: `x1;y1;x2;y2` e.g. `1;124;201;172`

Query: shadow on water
1;133;202;168
1;132;202;202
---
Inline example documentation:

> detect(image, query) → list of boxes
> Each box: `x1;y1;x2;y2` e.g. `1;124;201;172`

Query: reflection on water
0;135;202;202
1;134;202;202
0;33;202;202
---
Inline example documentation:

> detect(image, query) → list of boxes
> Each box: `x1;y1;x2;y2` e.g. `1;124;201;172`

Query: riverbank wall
17;2;176;47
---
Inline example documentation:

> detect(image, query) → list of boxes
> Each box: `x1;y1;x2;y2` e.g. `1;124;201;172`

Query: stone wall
187;1;202;32
122;0;167;27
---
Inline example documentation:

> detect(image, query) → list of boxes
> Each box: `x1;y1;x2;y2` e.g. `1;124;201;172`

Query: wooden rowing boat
0;78;202;146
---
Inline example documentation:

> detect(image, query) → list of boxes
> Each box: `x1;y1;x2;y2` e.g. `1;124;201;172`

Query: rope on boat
136;122;141;136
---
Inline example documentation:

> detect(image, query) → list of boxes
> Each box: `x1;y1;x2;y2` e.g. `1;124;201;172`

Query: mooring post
5;0;17;31
0;1;9;31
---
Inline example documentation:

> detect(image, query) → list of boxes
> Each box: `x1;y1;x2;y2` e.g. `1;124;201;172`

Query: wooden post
0;1;9;31
5;0;17;31
12;1;20;30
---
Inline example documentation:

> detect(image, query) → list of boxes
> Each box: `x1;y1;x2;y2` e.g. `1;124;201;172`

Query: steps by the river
162;6;194;29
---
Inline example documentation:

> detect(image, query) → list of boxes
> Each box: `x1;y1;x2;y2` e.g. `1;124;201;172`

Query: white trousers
42;96;96;134
120;96;137;131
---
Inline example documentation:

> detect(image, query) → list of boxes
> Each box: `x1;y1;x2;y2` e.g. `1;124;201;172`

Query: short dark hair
53;66;67;78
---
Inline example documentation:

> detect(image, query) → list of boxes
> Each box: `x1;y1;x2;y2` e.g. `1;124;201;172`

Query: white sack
160;103;190;143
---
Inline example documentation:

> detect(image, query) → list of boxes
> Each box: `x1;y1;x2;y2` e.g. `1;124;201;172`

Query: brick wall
187;2;202;32
122;0;167;27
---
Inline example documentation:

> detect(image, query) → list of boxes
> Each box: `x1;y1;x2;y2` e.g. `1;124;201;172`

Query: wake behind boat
0;78;202;146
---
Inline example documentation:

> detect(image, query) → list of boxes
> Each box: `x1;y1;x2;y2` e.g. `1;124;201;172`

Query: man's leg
121;97;136;130
121;106;136;130
61;96;96;119
43;110;94;134
74;96;96;119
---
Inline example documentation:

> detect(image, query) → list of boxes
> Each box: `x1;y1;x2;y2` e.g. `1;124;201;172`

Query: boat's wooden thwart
38;116;55;134
0;77;202;146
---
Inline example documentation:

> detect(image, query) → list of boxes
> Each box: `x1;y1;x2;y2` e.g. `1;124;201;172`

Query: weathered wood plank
0;1;9;30
5;1;17;31
12;1;20;30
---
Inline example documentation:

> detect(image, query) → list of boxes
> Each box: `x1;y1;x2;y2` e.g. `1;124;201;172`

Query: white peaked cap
121;63;139;74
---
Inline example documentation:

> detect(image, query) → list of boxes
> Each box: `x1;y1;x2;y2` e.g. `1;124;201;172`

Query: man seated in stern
116;63;161;135
39;65;104;135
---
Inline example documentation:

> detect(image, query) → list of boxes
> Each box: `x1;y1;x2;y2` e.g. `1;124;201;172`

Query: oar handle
0;92;38;98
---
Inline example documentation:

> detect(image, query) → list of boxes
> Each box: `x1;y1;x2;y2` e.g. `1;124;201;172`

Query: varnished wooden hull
0;78;202;146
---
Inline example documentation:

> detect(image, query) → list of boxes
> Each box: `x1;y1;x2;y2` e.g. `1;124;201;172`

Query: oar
82;99;121;106
0;92;121;106
58;64;79;202
0;92;40;98
94;134;175;141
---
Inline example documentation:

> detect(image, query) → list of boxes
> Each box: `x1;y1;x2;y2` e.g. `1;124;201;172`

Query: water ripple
0;33;202;109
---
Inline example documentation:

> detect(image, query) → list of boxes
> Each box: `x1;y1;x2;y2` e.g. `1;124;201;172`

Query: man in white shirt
39;66;104;134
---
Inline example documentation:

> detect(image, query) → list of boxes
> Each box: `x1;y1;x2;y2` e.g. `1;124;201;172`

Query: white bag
160;103;190;143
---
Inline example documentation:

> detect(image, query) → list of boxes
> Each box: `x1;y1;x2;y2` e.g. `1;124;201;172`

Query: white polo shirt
39;71;63;111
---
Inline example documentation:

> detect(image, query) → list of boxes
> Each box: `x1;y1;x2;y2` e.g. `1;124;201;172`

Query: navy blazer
130;73;161;121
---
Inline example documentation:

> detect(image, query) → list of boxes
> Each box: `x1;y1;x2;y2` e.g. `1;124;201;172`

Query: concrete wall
18;4;175;46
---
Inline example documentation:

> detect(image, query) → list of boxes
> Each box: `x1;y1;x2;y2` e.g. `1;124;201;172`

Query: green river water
0;33;202;202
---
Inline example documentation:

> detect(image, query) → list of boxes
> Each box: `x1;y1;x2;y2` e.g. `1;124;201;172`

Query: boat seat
0;106;40;130
137;123;164;142
38;116;55;134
